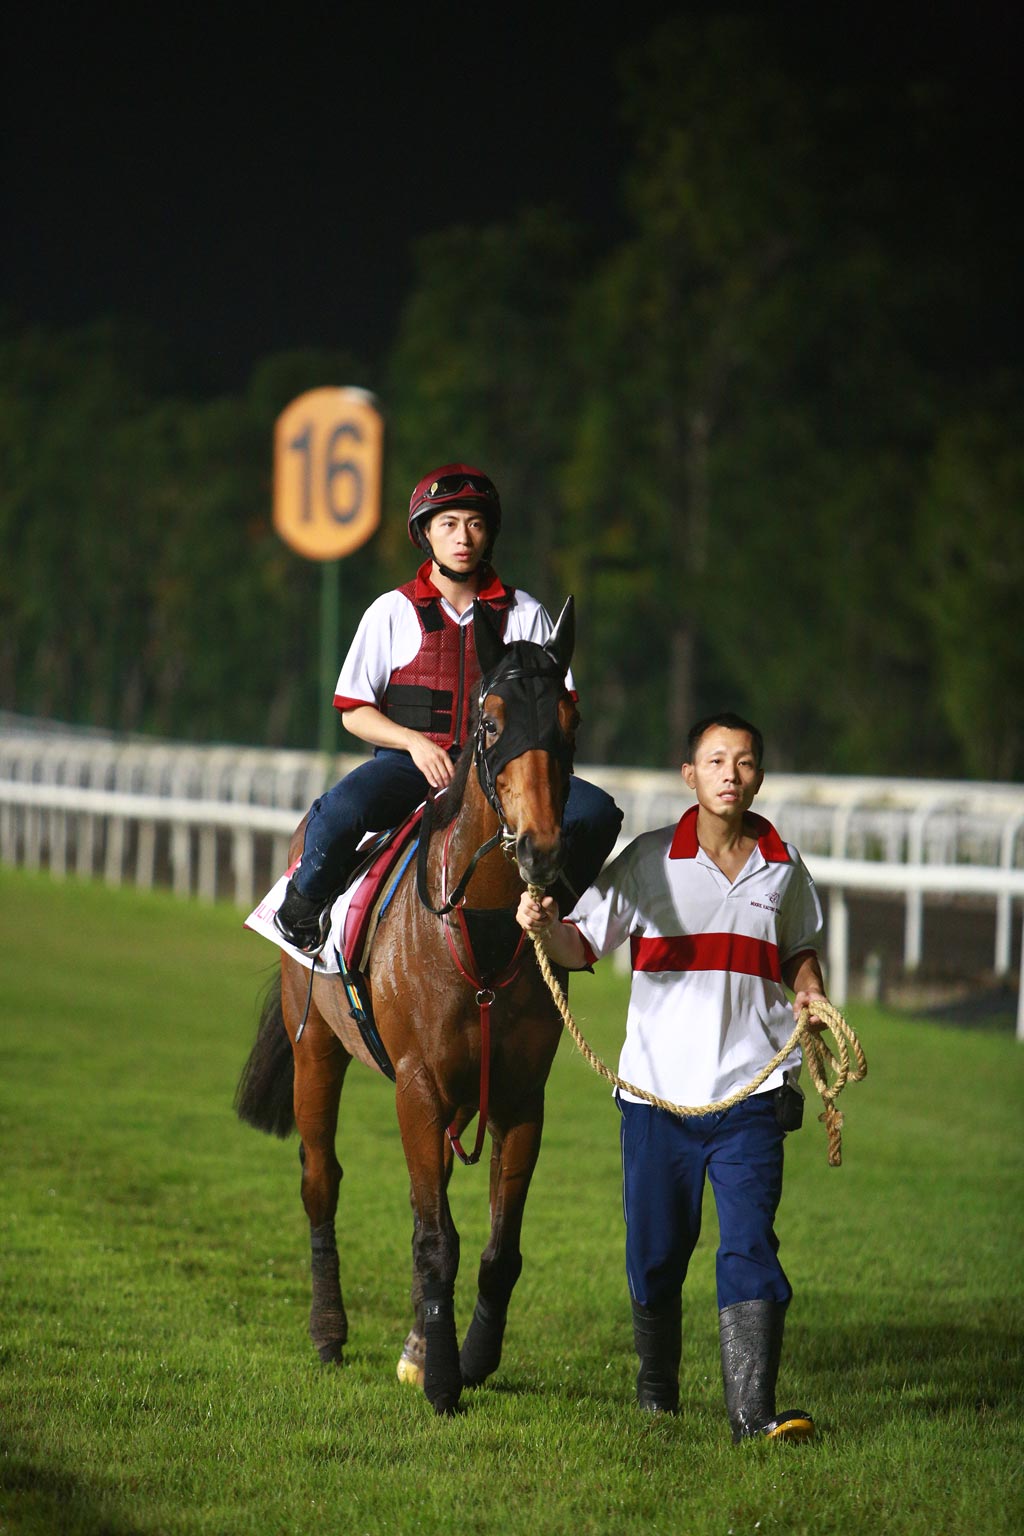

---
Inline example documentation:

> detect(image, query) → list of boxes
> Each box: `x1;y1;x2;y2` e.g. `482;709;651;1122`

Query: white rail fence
2;727;1023;1037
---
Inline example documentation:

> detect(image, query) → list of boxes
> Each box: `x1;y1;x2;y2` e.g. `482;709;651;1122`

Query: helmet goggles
420;473;498;506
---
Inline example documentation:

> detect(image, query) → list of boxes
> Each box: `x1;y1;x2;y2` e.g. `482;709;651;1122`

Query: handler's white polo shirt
567;806;823;1108
333;564;575;713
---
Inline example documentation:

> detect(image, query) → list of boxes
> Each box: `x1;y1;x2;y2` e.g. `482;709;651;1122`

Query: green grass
1;865;1022;1535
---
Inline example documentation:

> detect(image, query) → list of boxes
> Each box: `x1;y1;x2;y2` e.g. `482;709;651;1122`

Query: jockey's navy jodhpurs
295;747;621;905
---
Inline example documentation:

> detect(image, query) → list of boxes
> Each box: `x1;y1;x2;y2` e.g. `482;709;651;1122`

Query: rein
525;884;867;1168
414;788;510;918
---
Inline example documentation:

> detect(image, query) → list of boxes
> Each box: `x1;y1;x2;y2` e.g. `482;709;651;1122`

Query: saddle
335;805;424;1081
341;805;423;972
336;805;525;1083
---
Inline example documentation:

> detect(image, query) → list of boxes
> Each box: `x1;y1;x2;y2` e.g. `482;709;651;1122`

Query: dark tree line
2;16;1021;777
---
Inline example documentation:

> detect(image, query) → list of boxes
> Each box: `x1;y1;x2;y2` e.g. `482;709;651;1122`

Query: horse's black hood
472;598;576;782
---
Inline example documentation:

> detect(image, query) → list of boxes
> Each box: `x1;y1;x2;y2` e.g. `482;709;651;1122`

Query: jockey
274;462;623;953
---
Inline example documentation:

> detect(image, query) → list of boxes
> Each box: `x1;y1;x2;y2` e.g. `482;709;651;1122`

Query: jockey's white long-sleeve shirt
333;563;572;712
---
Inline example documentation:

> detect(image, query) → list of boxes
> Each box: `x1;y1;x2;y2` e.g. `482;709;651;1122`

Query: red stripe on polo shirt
630;932;783;982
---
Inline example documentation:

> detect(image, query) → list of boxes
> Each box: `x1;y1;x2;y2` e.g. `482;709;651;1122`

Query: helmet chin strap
434;560;474;584
425;541;495;585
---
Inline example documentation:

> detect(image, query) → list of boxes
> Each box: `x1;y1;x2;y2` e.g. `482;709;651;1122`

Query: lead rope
524;884;866;1167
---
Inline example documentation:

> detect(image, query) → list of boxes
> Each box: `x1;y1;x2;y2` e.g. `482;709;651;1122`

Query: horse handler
516;711;829;1443
275;462;622;952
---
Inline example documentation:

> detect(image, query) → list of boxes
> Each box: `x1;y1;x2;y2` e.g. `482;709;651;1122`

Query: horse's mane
433;698;479;829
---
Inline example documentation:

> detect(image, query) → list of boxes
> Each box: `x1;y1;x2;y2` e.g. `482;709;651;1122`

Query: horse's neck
438;765;518;909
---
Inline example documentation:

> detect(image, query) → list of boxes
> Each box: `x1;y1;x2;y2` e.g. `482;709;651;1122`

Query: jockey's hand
516;891;559;934
408;732;455;790
793;989;828;1034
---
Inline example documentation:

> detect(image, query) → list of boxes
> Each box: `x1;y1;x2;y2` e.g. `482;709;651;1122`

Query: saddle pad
245;861;343;972
243;804;424;974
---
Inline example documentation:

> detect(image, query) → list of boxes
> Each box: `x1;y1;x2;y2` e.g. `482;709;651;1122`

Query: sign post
273;387;383;756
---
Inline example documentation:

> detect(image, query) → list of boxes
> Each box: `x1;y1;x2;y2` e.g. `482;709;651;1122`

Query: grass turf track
0;866;1021;1535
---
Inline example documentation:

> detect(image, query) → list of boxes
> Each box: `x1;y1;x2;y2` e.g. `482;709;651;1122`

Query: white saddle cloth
244;864;357;975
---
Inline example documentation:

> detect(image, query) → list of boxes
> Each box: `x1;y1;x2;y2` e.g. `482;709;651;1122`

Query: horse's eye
482;716;499;738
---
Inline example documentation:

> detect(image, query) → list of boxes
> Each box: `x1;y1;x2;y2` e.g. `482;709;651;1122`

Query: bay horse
235;598;577;1414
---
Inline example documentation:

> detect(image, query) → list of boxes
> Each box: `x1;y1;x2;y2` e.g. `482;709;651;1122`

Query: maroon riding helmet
407;464;502;559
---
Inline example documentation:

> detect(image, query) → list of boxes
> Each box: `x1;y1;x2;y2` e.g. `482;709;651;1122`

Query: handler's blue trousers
294;747;622;906
618;1091;793;1312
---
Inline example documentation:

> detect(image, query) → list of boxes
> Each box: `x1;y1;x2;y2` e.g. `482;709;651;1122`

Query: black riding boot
718;1299;814;1443
631;1297;681;1414
274;879;332;955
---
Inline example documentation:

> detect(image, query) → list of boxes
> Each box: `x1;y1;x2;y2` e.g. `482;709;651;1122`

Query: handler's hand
516;892;560;934
408;732;455;790
793;989;828;1034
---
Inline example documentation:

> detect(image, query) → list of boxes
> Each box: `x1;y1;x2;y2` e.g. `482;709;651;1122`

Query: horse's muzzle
514;832;564;890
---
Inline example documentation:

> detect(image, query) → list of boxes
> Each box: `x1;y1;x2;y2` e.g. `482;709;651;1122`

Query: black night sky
3;2;1021;390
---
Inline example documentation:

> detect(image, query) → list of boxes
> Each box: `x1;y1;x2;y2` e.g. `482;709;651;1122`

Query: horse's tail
234;971;296;1138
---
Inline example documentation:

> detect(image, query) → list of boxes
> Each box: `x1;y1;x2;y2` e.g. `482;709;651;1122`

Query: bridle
415;648;574;919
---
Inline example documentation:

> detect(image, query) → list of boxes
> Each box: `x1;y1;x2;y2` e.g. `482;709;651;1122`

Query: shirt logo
750;891;781;913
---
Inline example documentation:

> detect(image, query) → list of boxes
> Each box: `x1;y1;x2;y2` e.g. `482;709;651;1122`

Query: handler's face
682;728;763;817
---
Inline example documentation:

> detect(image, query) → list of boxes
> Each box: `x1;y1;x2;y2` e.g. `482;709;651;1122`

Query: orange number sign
273;387;383;561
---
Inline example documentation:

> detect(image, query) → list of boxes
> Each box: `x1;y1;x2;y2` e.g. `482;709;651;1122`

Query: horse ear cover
545;596;575;676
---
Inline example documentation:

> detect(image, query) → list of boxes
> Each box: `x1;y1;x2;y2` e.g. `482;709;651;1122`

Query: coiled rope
525;886;866;1166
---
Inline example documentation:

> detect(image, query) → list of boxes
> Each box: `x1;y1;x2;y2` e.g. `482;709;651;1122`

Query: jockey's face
426;507;490;577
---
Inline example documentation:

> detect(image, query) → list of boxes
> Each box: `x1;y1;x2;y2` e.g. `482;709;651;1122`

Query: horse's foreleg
395;1069;462;1415
285;973;351;1365
398;1134;455;1389
460;1101;544;1388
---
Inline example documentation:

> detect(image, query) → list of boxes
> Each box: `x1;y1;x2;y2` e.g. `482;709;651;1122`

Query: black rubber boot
631;1297;681;1414
719;1299;814;1443
274;879;332;955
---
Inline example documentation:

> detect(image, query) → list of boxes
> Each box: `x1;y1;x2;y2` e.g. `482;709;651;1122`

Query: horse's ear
545;596;575;676
473;600;507;676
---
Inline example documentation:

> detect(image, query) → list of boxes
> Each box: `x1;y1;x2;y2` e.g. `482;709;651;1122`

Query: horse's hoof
431;1395;462;1417
316;1341;344;1365
396;1353;425;1388
397;1330;425;1388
